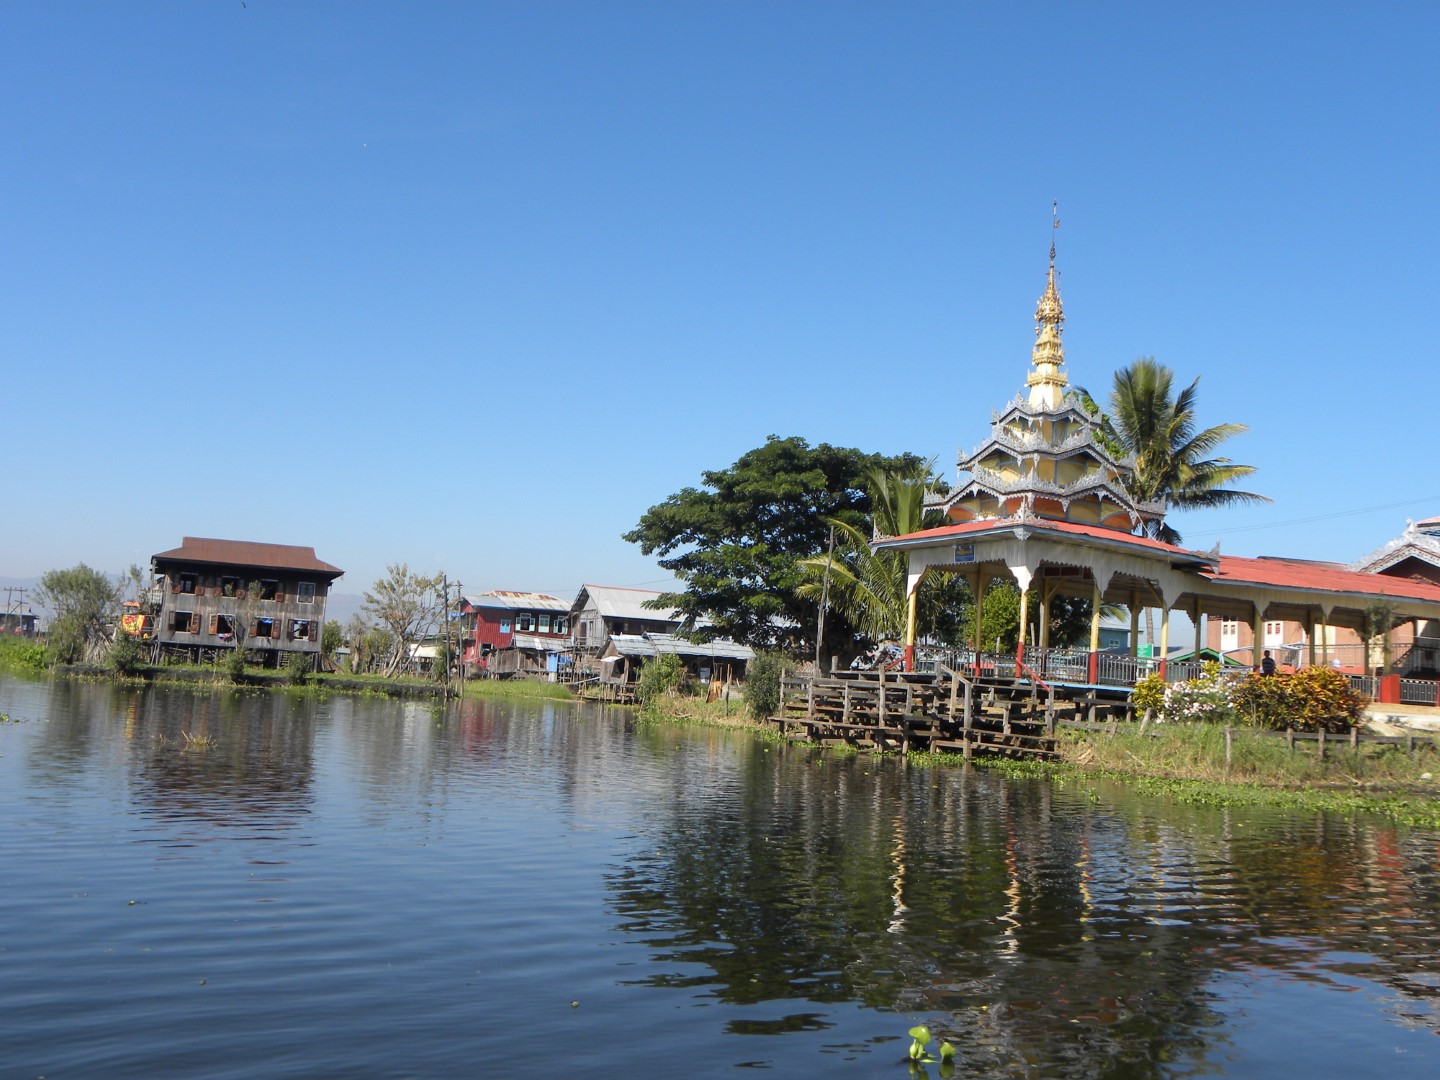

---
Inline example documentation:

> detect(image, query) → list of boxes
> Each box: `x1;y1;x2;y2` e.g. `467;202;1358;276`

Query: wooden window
297;582;316;605
188;612;201;634
517;613;534;632
171;610;194;633
253;618;275;639
258;580;278;601
554;617;568;635
220;577;242;598
538;614;551;633
178;574;197;595
289;619;311;641
500;618;511;634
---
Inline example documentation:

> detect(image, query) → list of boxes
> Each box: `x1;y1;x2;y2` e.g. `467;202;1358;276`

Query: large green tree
624;436;928;651
1093;358;1268;543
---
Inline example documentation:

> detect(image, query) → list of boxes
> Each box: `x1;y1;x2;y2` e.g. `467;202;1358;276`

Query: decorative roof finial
1027;202;1068;407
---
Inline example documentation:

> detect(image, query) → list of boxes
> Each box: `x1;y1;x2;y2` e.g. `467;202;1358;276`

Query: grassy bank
629;686;1440;826
903;721;1440;827
461;678;576;703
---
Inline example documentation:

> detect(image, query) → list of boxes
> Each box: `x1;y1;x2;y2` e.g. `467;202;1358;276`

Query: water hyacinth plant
907;1024;956;1066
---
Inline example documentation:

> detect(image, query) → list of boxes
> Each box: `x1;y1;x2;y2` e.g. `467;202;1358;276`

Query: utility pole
452;580;464;695
814;525;835;674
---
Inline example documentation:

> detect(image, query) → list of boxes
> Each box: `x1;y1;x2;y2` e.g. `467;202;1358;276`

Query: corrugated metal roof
606;632;754;662
648;634;755;661
576;584;680;623
152;537;344;577
509;632;569;652
607;634;657;658
1207;555;1440;604
463;590;570;613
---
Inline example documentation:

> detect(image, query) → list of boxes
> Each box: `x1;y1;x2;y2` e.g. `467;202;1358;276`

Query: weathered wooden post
1224;725;1233;770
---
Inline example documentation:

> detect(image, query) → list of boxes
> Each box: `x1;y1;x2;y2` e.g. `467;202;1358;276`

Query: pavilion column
1192;596;1204;659
903;587;918;672
1252;607;1265;671
1013;561;1036;673
1306;610;1317;670
1159;604;1171;679
1129;590;1141;658
1016;584;1030;667
1038;580;1052;652
1088;578;1102;684
972;571;988;662
1318;606;1332;668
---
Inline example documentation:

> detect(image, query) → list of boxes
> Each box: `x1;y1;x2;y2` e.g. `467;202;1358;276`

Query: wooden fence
774;667;1133;759
774;668;1438;762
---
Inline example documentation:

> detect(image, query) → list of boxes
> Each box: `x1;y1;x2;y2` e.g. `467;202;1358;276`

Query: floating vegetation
180;730;216;751
906;1024;956;1071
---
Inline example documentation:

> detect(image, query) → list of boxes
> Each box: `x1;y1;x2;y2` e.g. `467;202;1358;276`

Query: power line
1205;495;1440;537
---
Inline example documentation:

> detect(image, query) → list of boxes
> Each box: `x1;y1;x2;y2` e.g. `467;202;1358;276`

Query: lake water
2;675;1439;1078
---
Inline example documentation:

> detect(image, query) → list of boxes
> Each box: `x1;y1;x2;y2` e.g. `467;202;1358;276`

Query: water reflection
607;742;1440;1076
4;676;1439;1077
26;680;317;834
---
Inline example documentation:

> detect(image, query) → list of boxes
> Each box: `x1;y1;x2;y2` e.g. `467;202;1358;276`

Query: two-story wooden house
568;585;682;657
151;537;344;666
459;590;571;676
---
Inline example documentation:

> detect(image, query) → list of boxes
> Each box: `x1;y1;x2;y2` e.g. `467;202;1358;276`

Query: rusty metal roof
462;591;570;613
152;537;344;578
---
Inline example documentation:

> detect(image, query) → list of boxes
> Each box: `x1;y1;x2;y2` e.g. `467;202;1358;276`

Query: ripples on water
1;675;1438;1077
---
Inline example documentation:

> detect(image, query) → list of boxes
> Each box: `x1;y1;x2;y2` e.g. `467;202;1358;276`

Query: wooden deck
772;666;1132;759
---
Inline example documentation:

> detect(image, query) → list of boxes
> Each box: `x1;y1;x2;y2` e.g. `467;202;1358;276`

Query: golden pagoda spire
1026;203;1068;409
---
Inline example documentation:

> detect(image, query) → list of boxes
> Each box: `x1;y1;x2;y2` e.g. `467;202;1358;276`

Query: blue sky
4;1;1437;601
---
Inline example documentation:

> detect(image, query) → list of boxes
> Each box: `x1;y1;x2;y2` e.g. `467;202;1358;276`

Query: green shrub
108;633;146;676
1131;672;1166;715
0;636;48;675
284;650;312;686
746;651;784;721
1231;672;1296;729
225;649;248;683
637;653;688;706
1286;666;1366;732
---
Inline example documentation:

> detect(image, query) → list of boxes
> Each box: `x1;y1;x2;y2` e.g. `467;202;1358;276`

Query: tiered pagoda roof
926;233;1163;534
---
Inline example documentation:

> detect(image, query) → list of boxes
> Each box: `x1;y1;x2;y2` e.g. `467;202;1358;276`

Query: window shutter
251;620;259;638
195;585;205;597
237;588;246;599
189;613;201;634
171;581;180;594
208;614;218;635
275;590;285;602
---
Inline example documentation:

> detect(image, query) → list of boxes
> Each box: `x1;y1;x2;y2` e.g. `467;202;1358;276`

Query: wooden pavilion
876;239;1440;706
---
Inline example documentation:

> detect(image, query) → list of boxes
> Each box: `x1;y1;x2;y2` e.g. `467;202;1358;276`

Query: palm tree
796;463;934;642
1098;357;1268;544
